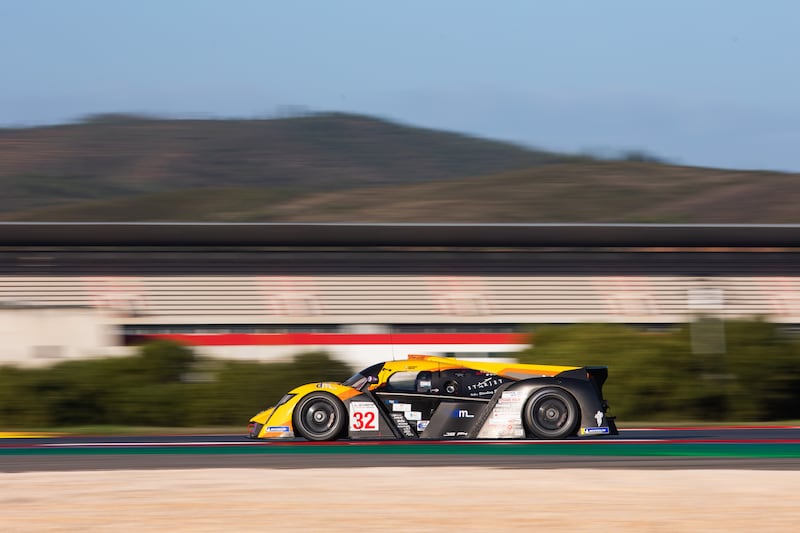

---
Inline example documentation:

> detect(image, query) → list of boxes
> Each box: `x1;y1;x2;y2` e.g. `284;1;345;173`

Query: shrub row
0;341;352;429
516;319;800;422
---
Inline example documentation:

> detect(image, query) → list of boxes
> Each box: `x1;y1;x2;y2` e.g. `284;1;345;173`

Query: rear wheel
293;393;346;441
523;388;579;439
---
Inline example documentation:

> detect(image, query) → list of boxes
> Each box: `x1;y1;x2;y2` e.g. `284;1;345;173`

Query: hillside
0;112;566;213
6;161;799;223
1;113;798;223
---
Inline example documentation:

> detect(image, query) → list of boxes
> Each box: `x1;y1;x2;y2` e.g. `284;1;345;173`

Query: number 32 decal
349;402;379;431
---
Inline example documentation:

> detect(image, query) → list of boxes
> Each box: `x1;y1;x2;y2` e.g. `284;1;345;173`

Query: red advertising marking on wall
599;276;657;317
768;277;800;317
131;332;529;346
82;276;147;316
257;276;320;316
427;276;490;316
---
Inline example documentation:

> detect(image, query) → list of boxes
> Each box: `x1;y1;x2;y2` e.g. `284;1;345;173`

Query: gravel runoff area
3;467;799;532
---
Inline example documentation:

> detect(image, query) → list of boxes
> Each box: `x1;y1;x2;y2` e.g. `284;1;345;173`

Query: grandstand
1;223;799;368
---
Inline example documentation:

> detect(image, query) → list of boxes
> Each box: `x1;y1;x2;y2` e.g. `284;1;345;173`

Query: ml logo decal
454;409;474;418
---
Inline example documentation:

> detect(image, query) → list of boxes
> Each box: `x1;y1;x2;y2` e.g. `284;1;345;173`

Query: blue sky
1;1;798;171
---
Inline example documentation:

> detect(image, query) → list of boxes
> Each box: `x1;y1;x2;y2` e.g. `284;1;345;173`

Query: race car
248;354;616;441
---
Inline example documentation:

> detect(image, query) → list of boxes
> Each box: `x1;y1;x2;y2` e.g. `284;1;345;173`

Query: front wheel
293;393;347;441
523;388;579;439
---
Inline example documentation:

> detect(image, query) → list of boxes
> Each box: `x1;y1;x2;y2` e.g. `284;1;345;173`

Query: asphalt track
2;426;799;472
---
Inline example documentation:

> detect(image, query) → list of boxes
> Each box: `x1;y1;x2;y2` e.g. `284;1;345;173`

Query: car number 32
349;402;379;431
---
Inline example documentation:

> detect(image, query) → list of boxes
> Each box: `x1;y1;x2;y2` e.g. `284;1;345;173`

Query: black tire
523;388;580;439
293;392;347;441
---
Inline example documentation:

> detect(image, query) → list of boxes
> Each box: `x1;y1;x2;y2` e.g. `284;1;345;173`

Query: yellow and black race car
248;354;616;441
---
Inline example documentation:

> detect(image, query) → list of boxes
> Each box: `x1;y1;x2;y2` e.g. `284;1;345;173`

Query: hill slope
0;112;567;213
1;113;797;223
5;161;798;223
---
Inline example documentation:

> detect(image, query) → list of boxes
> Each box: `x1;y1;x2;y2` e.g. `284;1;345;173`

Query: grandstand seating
1;274;794;326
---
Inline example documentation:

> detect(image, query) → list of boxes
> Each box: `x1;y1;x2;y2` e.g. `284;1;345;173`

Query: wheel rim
301;399;337;436
534;396;569;431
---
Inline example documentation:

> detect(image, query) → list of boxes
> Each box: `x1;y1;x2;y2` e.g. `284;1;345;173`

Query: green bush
184;352;352;426
0;341;353;429
517;319;800;422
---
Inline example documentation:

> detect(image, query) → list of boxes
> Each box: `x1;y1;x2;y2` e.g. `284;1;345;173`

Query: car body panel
248;354;617;440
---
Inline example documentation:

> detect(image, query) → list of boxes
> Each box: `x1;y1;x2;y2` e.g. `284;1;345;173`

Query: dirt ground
3;467;799;532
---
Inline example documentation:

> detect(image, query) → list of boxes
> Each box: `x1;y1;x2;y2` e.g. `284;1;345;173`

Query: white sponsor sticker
404;410;421;421
417;420;429;431
500;390;522;402
478;391;525;438
349;401;379;431
392;403;411;412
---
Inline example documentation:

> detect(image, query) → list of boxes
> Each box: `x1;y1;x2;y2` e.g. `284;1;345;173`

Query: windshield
342;372;368;390
342;362;384;390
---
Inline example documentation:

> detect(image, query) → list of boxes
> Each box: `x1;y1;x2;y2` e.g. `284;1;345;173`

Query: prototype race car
248;354;616;441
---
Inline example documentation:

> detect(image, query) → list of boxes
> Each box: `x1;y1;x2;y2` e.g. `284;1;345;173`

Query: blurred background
1;1;799;429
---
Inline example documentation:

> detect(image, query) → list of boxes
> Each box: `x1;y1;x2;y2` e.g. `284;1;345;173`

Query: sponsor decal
404;410;422;421
466;376;504;392
417;420;429;431
316;382;335;389
443;431;456;437
594;410;604;426
266;426;290;432
349;402;379;431
478;392;525;439
499;390;522;403
390;413;416;438
392;403;411;412
453;409;474;418
581;427;610;435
